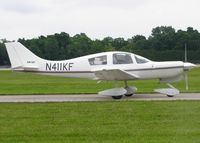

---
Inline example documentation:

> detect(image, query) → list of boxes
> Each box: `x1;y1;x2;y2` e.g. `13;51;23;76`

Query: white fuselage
25;51;185;81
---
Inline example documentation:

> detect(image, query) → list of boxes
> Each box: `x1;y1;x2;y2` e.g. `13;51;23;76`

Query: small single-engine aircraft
5;42;195;99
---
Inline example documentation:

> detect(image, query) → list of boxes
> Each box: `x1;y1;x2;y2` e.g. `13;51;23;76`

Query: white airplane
5;42;195;99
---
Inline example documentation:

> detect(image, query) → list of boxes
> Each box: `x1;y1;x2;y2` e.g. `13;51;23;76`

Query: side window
135;56;149;64
88;55;107;65
113;53;133;64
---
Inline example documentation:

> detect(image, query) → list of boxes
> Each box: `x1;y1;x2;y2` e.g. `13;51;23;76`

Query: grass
0;67;200;95
0;101;200;143
0;69;200;143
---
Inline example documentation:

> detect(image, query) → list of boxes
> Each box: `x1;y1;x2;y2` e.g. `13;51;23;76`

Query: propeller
184;43;189;92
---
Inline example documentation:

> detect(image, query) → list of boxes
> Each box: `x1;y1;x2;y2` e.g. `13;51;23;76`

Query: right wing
93;69;139;80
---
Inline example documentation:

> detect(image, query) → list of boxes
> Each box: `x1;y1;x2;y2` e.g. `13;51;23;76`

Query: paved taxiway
0;93;200;102
0;68;10;71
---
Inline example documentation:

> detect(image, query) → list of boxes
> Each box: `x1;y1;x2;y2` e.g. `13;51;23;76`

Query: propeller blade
185;43;187;62
184;43;189;92
185;71;188;92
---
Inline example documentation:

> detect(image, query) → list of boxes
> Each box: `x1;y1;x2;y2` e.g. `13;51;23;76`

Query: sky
0;0;200;40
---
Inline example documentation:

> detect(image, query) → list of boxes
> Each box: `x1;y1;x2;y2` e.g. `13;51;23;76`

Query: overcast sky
0;0;200;40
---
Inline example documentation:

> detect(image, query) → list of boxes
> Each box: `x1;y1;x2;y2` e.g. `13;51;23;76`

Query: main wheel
125;93;133;97
112;95;123;99
124;86;136;97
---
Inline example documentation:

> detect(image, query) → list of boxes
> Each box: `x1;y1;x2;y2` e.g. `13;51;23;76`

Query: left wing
93;69;139;80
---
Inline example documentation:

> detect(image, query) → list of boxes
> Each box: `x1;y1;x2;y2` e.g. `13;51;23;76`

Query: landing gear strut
124;81;137;97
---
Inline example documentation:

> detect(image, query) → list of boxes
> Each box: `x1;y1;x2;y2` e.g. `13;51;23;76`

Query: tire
167;95;174;97
125;93;133;97
112;95;123;99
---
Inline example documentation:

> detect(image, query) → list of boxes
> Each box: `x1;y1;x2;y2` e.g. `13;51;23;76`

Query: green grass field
0;101;200;143
0;67;199;95
0;69;200;143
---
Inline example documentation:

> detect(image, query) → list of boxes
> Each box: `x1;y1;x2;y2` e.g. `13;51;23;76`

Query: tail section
5;42;43;70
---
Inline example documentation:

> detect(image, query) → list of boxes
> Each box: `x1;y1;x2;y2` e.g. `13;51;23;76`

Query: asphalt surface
0;93;200;103
0;67;10;70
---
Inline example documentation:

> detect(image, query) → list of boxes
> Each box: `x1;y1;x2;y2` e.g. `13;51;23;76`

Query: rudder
5;42;42;70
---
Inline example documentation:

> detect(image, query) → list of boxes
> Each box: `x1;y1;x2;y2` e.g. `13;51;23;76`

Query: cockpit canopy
88;52;151;66
88;55;107;65
113;53;133;64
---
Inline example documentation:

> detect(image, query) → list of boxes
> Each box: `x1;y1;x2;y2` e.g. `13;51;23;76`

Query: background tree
1;26;200;66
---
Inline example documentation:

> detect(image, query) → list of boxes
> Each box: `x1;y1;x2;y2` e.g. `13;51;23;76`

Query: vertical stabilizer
5;42;42;70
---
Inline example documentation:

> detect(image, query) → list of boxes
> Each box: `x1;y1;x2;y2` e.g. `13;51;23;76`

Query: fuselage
22;51;186;81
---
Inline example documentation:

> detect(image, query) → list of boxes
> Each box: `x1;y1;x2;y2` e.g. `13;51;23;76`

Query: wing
93;69;139;80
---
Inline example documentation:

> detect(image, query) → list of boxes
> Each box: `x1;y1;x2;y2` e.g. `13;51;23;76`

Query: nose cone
184;62;196;70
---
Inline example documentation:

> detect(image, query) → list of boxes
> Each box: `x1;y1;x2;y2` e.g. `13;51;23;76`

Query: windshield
135;55;150;64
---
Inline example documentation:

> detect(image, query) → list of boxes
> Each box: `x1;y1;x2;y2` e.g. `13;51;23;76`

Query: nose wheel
167;94;175;97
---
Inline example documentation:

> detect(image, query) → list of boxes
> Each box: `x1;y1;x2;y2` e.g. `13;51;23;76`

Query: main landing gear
124;81;137;97
98;80;137;99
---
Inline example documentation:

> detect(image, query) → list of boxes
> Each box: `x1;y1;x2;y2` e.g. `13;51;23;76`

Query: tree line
1;26;200;66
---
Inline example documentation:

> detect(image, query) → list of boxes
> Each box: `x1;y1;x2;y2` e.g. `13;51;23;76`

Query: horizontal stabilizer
12;65;39;70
